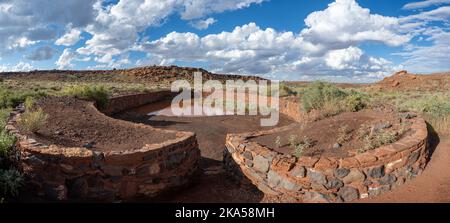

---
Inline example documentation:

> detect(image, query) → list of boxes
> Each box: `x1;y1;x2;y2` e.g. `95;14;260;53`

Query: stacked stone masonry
5;92;200;201
224;99;430;203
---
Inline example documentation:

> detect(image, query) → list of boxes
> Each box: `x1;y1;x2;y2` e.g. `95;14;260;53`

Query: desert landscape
0;67;449;203
1;0;450;210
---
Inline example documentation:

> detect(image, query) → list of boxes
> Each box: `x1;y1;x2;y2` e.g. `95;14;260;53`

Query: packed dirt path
361;135;450;203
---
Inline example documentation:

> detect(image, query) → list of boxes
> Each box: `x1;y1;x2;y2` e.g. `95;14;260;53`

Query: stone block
343;169;365;184
290;166;307;178
254;155;270;173
338;186;359;202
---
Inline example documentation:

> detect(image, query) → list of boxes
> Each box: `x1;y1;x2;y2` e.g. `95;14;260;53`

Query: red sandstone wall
224;116;429;203
6;99;200;201
279;97;302;122
102;91;177;115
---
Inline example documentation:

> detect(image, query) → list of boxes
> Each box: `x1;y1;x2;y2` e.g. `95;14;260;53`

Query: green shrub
0;108;11;129
19;108;48;133
0;131;16;158
0;169;24;197
0;89;46;109
293;136;313;158
279;83;297;97
302;81;347;112
24;97;36;111
400;95;450;117
62;85;109;108
360;130;399;154
343;91;368;112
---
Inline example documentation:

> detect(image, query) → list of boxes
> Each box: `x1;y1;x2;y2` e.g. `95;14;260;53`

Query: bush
279;83;297;97
301;82;368;115
0;108;11;129
360;130;399;154
343;91;368;112
24;97;36;111
0;131;16;159
19;108;48;133
302;81;347;112
0;89;46;110
62;85;109;108
0;169;24;197
400;95;450;117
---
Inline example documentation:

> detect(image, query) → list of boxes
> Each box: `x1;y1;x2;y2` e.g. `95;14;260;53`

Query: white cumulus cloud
189;17;217;30
55;28;83;46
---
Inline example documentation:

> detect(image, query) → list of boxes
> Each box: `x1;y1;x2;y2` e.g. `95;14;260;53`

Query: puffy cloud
55;28;83;46
141;23;306;74
2;0;448;82
189;17;217;30
301;0;410;53
325;47;364;70
25;45;57;61
402;0;450;10
56;49;77;69
0;0;96;55
138;0;408;81
77;0;264;64
0;62;34;72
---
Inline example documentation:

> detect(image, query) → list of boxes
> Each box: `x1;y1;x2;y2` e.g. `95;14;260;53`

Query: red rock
355;154;378;166
297;156;319;167
314;157;338;170
340;157;360;169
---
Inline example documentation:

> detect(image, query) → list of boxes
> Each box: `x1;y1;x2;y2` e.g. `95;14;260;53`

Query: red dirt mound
373;70;450;91
0;65;265;84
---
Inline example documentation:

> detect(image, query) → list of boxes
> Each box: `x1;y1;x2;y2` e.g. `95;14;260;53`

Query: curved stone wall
224;105;429;202
5;93;200;201
102;90;177;115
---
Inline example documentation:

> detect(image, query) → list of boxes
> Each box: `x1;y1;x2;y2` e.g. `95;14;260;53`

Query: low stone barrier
5;96;200;201
102;90;177;115
224;114;429;202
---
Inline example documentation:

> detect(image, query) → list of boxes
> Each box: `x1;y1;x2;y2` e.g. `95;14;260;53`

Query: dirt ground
252;111;408;158
114;104;293;202
29;96;177;152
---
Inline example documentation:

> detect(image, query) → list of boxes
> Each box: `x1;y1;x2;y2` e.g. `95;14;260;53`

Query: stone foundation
224;99;430;202
102;90;177;115
5;92;200;201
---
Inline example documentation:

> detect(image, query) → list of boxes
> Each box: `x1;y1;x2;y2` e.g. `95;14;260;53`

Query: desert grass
367;90;450;136
62;85;110;108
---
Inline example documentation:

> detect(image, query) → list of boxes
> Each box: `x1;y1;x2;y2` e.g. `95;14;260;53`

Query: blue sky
0;0;449;82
